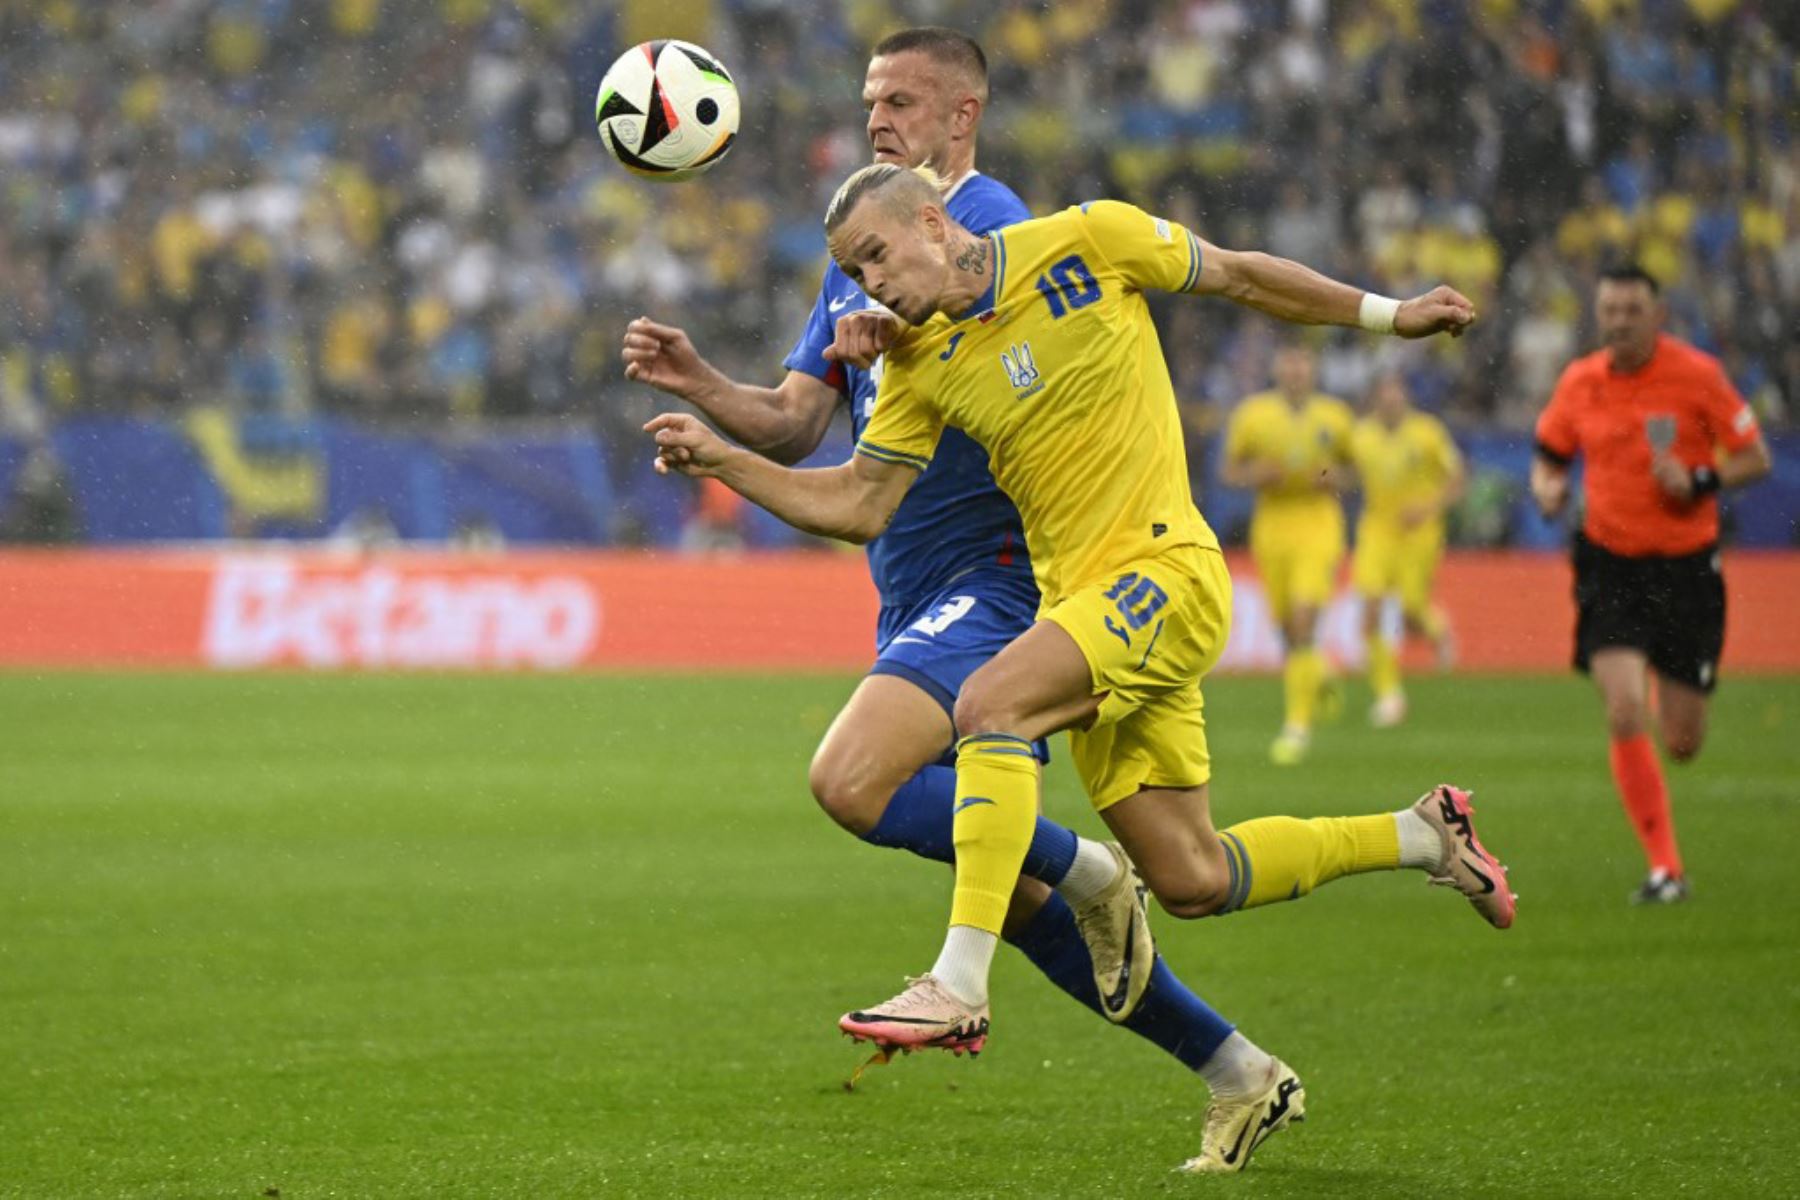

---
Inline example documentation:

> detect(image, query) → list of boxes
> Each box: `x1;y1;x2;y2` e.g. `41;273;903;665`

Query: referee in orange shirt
1531;264;1772;904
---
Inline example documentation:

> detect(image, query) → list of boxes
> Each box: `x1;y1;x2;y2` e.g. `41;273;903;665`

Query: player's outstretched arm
1193;246;1476;339
645;413;916;544
622;317;838;464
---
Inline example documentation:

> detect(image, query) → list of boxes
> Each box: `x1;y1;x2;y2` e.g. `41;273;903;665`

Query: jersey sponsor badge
1645;414;1676;452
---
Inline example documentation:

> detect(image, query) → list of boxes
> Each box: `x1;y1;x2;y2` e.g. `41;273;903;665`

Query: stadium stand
0;1;1792;545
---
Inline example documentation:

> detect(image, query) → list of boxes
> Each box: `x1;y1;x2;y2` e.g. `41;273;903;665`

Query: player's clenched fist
645;413;732;477
824;310;903;369
1395;286;1478;339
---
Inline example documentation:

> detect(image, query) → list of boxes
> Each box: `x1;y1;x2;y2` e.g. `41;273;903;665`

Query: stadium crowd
0;0;1794;477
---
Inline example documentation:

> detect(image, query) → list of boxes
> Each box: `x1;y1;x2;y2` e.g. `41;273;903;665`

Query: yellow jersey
856;200;1220;609
1350;410;1462;524
1223;390;1355;521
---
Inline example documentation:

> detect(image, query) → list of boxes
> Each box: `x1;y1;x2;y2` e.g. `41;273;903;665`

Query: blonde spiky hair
824;163;949;236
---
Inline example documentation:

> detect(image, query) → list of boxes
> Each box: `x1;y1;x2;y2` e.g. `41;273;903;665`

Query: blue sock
862;764;1079;884
1006;891;1234;1071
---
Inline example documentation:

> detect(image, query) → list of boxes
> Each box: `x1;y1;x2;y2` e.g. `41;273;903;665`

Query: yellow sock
949;734;1040;934
1216;814;1400;911
1284;648;1323;730
1368;635;1402;699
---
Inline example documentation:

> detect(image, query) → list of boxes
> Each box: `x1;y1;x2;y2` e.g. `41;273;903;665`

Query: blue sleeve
782;276;848;393
954;178;1032;236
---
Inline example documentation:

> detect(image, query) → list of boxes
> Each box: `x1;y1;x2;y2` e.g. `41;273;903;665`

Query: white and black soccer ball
595;40;739;182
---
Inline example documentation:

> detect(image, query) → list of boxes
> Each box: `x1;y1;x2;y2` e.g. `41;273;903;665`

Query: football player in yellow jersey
647;164;1514;1172
1350;372;1466;728
1220;344;1355;766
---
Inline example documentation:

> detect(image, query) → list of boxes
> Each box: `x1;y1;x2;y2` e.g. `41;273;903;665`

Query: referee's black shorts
1573;534;1725;693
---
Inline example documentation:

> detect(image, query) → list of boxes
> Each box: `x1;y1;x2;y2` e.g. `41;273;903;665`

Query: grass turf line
1;672;1797;1198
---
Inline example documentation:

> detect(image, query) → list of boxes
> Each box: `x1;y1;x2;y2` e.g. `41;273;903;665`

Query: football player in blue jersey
622;26;1292;1153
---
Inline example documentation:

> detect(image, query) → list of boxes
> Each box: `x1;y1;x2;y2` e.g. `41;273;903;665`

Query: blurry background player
1220;341;1353;765
1349;371;1465;727
1531;264;1772;904
622;27;1270;1110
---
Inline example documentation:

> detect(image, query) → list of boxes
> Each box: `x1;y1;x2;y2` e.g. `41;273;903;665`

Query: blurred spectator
452;511;507;552
0;445;78;543
329;505;400;552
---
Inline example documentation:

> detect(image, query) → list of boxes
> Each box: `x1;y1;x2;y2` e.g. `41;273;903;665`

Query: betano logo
203;559;600;669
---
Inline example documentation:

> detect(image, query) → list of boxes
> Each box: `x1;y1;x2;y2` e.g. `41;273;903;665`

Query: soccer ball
595;40;739;182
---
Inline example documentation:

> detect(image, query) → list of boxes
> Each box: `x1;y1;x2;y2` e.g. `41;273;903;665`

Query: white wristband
1359;293;1401;335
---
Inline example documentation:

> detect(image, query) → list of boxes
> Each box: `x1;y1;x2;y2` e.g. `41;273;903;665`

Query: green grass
2;671;1797;1199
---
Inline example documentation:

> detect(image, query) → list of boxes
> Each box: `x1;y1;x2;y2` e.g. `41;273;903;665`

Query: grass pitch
2;670;1797;1198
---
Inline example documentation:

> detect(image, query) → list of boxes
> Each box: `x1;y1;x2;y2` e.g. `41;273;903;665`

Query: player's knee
1285;611;1319;648
1150;880;1230;920
1140;864;1230;919
952;685;1012;742
806;751;886;836
1133;838;1235;918
1602;695;1649;740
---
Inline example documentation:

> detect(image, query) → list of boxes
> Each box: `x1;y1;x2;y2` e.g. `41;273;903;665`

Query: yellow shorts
1250;508;1345;624
1352;517;1444;617
1042;543;1232;811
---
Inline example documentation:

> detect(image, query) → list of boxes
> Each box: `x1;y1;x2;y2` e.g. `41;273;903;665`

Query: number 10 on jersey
1036;254;1101;319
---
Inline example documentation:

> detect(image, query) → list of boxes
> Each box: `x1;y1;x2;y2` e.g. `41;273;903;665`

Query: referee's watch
1689;465;1721;497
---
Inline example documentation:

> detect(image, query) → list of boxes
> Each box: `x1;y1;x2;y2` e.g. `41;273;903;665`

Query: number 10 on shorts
1103;572;1167;646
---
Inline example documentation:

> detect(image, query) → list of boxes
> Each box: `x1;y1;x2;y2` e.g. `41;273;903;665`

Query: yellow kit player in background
1220;344;1354;765
1350;372;1465;728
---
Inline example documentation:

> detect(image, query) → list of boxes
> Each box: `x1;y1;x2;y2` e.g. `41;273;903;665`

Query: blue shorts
869;566;1047;763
